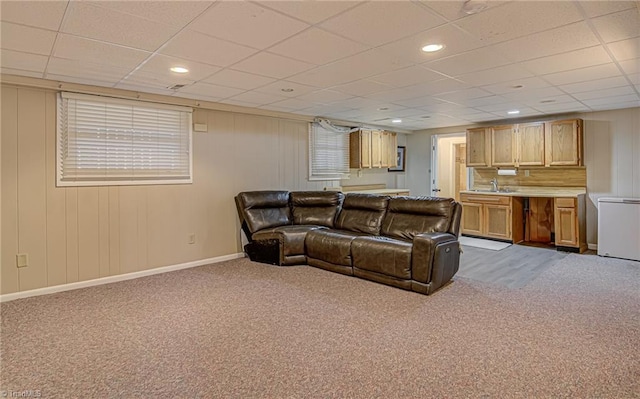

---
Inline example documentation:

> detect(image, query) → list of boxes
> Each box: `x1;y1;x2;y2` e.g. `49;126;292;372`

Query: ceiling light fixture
281;88;294;92
421;44;445;53
507;110;520;115
462;0;488;15
378;107;389;111
392;119;402;123
512;85;524;89
540;99;556;103
170;66;189;74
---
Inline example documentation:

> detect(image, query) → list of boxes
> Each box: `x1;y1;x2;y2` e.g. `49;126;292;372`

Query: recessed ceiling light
392;119;402;123
281;88;294;92
507;110;520;115
170;66;189;74
421;115;431;119
421;44;445;53
462;0;488;15
540;99;556;103
512;85;524;89
378;107;389;111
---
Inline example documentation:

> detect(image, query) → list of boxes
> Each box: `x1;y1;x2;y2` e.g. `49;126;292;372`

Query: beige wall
406;107;640;246
1;85;333;294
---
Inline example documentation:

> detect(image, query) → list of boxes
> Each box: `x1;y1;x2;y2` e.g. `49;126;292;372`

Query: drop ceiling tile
45;73;120;87
46;57;131;84
480;77;552;95
591;8;640;43
460;112;499;122
189;2;309;49
628;73;640;84
581;94;640;107
61;2;181;51
232;52;316;80
287;48;411;87
221;98;264;108
475;101;527;113
458;64;534;86
160;30;258;68
454;1;582;45
543;63;622;86
520;46;613;75
431;88;494;103
294;89;354;104
607;37;640;61
369;78;469;102
254;80;316;98
619;59;639;75
203;69;275;90
572;86;637;101
93;1;212;27
579;1;638;18
462;95;510;107
172;91;224;103
135;54;221;81
491;22;600;63
0;1;67;30
419;1;510;22
533;101;589;113
389;95;448;108
1;68;43;79
176;82;245;99
121;71;195;90
264;98;315;111
521;94;577;107
332;80;392;96
424;47;512;77
54;34;151;69
259;1;360;24
377;24;484;65
0;49;48;72
559;76;630;94
0;22;56;55
369;65;446;87
268;28;367;66
502;87;565;102
320;2;446;47
226;91;288;106
113;83;178;97
295;103;355;115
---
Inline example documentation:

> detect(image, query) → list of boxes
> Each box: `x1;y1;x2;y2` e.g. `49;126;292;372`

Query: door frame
431;133;471;199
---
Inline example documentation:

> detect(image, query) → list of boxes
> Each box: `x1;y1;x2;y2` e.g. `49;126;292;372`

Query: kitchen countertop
460;186;586;198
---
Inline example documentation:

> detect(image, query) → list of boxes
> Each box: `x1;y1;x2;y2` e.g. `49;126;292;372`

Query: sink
468;189;516;193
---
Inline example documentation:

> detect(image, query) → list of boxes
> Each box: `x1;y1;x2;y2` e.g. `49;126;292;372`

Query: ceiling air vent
167;84;187;90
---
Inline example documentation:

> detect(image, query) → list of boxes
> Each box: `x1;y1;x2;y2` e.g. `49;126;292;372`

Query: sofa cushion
291;191;344;227
236;191;291;233
305;229;366;266
253;225;325;256
351;236;413;280
335;194;390;235
381;196;455;241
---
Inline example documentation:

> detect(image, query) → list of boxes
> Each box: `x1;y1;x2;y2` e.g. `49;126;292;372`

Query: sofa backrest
335;194;390;235
235;191;291;235
290;191;344;227
381;196;459;241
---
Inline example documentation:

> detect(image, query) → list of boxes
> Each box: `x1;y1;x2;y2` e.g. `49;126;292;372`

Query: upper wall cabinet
350;129;397;169
466;127;491;167
466;118;582;168
545;119;583;166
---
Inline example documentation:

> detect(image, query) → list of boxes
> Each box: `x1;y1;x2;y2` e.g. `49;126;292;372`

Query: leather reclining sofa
235;190;462;295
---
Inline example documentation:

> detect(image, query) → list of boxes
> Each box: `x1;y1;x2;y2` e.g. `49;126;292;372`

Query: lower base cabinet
460;194;523;242
554;196;587;252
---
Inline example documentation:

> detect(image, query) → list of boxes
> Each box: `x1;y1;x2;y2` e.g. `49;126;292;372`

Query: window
308;121;351;181
57;92;192;186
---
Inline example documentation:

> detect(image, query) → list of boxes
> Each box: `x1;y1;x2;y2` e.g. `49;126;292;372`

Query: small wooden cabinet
466;127;491;167
554;196;587;252
491;125;516;166
350;129;397;169
545;119;583;166
460;193;523;242
489;123;545;167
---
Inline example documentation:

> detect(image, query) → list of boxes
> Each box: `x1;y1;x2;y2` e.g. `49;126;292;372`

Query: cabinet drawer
460;194;510;205
555;198;576;208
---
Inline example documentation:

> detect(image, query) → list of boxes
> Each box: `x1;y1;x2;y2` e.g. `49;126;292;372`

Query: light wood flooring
458;243;568;289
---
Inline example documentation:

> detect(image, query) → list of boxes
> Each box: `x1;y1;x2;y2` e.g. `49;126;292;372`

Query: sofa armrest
412;232;460;292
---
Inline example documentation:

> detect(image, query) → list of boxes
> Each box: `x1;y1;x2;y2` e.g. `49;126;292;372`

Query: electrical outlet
188;234;196;244
525;170;530;177
16;253;28;268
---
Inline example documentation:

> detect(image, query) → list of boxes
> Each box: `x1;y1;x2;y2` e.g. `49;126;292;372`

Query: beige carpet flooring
1;253;639;398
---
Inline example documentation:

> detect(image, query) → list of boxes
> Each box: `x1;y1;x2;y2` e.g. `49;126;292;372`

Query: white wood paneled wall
0;85;328;294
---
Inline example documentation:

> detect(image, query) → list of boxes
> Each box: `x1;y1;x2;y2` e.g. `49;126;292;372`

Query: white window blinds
308;121;350;181
57;92;192;186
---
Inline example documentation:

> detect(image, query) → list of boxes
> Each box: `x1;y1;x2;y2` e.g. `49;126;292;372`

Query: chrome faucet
490;178;498;192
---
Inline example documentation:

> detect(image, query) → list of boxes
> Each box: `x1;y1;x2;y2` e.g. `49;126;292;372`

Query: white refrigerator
597;197;640;261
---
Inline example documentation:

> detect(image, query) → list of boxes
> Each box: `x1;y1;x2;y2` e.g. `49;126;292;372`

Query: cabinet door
350;130;372;169
518;123;545;166
371;130;382;167
546;119;581;166
386;132;398;167
554;198;578;247
466;128;490;167
491;125;516;166
484;204;511;239
461;203;483;236
380;131;391;168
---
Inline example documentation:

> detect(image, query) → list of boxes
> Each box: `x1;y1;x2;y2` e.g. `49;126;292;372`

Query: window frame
308;121;351;181
56;92;193;187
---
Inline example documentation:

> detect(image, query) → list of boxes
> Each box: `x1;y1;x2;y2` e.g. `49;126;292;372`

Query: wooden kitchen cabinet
350;129;397;169
460;193;524;242
554;196;587;252
517;122;545;166
491;125;516;166
546;119;583;166
466;127;491;167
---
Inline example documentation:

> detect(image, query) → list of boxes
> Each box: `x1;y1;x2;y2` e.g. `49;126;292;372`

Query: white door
431;133;469;200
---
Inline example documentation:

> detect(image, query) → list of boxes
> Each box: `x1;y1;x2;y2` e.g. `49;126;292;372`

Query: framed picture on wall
388;146;406;172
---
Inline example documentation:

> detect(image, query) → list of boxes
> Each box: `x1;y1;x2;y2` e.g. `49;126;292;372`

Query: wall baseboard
588;243;598;251
0;253;245;303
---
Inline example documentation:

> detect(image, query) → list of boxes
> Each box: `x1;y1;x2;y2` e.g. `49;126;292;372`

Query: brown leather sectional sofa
235;190;462;295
